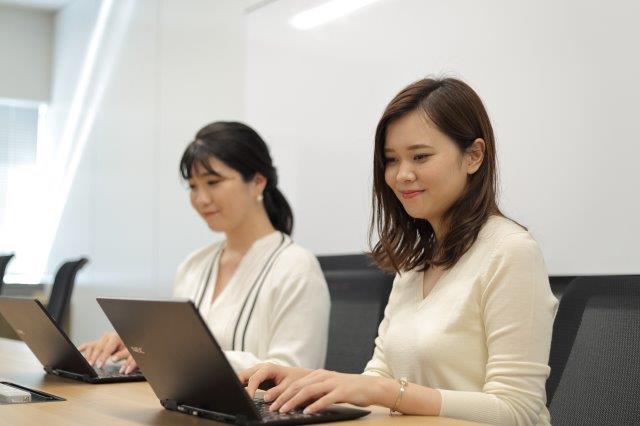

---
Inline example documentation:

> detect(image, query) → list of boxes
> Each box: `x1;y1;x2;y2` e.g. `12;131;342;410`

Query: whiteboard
246;0;640;275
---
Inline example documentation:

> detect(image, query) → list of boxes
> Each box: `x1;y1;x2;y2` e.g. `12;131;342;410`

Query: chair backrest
46;257;89;325
323;269;393;373
318;254;376;271
547;275;640;425
0;253;15;293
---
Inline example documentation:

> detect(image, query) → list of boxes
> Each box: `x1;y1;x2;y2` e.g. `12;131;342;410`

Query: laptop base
45;367;145;384
162;398;370;425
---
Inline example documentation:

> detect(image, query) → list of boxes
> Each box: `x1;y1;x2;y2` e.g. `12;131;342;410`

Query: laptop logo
16;329;25;336
130;346;145;355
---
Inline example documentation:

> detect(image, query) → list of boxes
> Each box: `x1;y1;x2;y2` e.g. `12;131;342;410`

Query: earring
257;194;264;203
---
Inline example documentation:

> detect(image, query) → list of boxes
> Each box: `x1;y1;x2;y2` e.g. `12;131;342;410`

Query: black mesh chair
546;275;640;425
318;254;376;271
46;257;89;325
323;269;393;374
0;253;15;294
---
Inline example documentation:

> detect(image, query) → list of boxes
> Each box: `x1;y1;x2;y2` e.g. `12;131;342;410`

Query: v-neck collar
415;266;451;308
205;231;284;312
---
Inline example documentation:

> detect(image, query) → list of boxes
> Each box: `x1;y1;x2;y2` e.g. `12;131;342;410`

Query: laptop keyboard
253;397;327;422
94;364;139;378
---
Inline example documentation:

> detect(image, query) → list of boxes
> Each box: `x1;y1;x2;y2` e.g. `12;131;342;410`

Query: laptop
0;297;145;384
97;297;371;425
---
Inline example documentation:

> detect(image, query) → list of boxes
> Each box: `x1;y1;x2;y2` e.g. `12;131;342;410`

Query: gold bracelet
390;377;408;415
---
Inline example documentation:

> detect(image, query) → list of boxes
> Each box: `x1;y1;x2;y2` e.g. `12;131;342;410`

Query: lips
400;190;424;199
202;211;220;217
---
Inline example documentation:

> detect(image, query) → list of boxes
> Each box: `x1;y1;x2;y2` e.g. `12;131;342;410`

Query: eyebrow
190;170;222;179
384;143;434;153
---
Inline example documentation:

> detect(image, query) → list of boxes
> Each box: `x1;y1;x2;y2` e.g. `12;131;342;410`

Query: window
0;100;42;283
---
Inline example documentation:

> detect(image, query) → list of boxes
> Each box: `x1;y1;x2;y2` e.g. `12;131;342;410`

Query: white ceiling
0;0;278;13
245;0;280;13
0;0;71;11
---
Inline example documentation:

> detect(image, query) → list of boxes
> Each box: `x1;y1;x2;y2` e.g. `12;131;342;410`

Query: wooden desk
0;338;480;425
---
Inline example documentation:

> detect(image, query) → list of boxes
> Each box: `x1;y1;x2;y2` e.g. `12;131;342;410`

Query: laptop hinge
48;368;91;382
161;399;178;410
177;404;240;423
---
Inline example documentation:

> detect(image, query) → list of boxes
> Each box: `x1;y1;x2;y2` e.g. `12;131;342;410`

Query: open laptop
97;297;371;425
0;297;145;384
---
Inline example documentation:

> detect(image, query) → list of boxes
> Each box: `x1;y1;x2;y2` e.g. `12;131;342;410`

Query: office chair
318;253;376;271
0;253;15;295
546;275;640;425
46;257;89;325
323;269;393;374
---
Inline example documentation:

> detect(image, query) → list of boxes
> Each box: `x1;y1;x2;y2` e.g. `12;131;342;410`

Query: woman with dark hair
240;78;558;425
79;121;330;374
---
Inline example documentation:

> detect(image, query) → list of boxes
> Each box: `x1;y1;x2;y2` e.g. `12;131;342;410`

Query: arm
436;232;558;425
361;273;402;379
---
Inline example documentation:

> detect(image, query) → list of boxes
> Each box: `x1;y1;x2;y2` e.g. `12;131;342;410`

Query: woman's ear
466;138;485;174
252;172;268;197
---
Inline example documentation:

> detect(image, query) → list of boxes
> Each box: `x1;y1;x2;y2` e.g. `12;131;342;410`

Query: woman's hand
267;369;389;414
241;364;393;414
78;331;138;373
239;363;312;401
118;354;139;375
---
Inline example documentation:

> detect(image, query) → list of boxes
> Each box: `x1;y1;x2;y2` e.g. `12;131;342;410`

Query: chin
401;204;429;220
406;211;428;220
205;220;226;233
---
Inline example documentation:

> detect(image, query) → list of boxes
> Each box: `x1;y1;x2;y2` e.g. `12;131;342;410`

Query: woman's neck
224;209;276;255
429;216;444;242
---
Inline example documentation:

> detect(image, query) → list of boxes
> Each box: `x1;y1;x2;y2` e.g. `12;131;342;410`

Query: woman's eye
384;157;397;164
414;153;431;161
207;180;220;186
188;184;196;191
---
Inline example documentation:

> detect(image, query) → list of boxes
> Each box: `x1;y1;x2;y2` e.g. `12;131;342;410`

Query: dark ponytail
179;121;294;235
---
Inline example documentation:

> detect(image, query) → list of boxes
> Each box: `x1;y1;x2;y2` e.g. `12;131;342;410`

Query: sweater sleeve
438;232;558;425
224;263;331;372
362;273;402;379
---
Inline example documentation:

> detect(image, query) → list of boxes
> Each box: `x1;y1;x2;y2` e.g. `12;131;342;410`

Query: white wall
45;0;245;342
246;0;640;275
0;5;53;101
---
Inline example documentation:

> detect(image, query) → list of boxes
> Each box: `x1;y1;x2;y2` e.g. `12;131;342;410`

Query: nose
396;162;416;183
193;188;212;207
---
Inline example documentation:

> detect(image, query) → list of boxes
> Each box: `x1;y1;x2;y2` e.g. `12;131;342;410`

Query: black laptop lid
97;298;260;420
0;297;96;376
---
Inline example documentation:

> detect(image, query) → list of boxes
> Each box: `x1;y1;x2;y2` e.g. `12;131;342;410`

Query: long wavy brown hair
369;77;502;273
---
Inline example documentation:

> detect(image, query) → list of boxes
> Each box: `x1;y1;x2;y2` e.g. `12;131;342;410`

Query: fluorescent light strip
290;0;383;30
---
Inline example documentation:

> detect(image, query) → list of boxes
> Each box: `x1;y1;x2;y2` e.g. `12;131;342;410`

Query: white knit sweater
364;216;558;425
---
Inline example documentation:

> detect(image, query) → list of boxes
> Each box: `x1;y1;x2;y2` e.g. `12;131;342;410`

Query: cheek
222;184;252;213
436;163;468;201
416;159;463;197
415;163;443;189
384;167;395;188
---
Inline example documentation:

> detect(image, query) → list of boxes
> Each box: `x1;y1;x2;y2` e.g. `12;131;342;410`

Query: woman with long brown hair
240;78;558;425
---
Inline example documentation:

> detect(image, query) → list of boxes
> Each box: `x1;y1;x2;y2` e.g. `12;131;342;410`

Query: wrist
372;377;401;408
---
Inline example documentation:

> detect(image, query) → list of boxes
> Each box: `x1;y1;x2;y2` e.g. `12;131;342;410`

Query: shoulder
468;216;542;265
475;215;542;260
263;238;328;297
173;241;223;297
177;241;224;275
271;240;325;281
475;217;550;294
392;269;420;289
